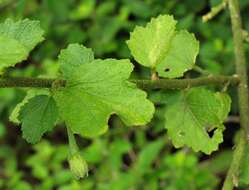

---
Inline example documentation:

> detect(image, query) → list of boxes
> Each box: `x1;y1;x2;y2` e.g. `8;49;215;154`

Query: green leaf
19;95;58;144
215;92;231;121
0;19;44;72
164;88;231;154
10;89;49;124
58;43;94;78
127;15;199;78
53;44;154;137
127;15;176;68
155;31;199;78
0;36;27;72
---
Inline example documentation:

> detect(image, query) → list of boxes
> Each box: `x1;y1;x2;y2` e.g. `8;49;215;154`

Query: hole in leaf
178;131;185;137
207;128;215;138
164;68;170;72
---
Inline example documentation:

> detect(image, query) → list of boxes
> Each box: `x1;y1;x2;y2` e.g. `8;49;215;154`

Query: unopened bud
68;153;88;179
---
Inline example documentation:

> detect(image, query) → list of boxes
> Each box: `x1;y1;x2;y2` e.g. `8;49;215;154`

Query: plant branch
228;0;249;140
193;65;212;75
222;131;246;190
134;75;239;90
0;75;239;89
222;0;249;189
0;76;66;88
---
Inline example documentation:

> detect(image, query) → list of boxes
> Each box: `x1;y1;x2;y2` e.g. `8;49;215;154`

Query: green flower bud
68;153;88;179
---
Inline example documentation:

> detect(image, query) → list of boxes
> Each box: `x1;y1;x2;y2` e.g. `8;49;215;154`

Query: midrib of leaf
182;94;219;140
180;94;206;139
39;98;51;131
152;26;175;68
188;99;222;125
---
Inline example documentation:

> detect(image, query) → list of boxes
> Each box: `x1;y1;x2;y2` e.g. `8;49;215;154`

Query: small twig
193;65;212;75
202;0;228;22
151;69;159;81
222;81;231;92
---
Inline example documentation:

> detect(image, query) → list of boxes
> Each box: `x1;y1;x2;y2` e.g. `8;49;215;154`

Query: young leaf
0;19;44;73
19;95;58;144
53;44;155;138
127;14;199;78
164;88;231;154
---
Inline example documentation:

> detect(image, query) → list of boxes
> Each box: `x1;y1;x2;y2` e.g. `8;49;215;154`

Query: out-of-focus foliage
0;137;219;190
0;0;249;189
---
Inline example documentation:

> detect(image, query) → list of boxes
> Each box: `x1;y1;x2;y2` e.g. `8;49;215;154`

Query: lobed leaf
53;44;155;137
127;14;199;78
164;88;231;154
127;15;176;68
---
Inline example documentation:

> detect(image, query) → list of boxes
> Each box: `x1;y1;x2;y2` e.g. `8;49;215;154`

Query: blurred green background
0;0;249;190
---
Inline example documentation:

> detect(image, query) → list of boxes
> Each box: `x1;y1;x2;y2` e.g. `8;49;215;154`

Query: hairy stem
193;65;212;75
0;75;239;89
222;0;249;189
228;0;249;139
222;131;245;190
134;75;239;89
0;76;66;88
67;127;79;156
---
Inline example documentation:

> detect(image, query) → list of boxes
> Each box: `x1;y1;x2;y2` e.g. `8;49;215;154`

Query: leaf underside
10;89;49;124
164;88;230;154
